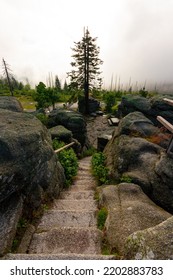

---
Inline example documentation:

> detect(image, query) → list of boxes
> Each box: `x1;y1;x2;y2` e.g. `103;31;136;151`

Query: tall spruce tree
67;28;103;114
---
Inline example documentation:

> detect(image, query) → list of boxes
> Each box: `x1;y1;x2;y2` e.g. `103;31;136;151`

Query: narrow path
6;157;115;259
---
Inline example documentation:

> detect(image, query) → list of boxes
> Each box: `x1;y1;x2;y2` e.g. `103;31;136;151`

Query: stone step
71;179;96;190
52;199;97;210
29;227;102;255
76;174;93;179
60;190;95;200
3;253;118;260
77;169;91;178
78;165;91;171
37;210;97;230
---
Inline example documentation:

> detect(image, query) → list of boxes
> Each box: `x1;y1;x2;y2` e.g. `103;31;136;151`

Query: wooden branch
54;142;75;153
163;98;173;107
157;116;173;133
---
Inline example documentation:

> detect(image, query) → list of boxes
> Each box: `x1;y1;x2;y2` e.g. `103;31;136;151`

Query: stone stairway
4;157;115;260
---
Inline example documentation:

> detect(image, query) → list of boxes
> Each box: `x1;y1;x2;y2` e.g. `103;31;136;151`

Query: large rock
78;97;100;114
0;194;23;256
117;111;159;137
118;95;151;117
99;183;171;256
47;109;89;147
104;113;173;213
118;94;173;126
0;109;65;255
48;125;73;142
117;112;171;149
124;216;173;259
0;96;23;112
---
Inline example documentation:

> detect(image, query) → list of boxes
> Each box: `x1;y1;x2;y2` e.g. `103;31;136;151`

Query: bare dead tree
2;58;14;96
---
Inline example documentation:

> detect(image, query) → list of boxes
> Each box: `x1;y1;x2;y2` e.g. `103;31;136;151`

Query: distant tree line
33;76;73;110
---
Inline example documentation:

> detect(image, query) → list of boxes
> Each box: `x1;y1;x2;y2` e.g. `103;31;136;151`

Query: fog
1;0;173;89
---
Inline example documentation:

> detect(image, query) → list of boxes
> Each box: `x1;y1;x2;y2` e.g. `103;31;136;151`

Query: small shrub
52;139;78;186
81;146;96;158
17;218;28;229
36;113;48;126
111;103;119;115
120;175;132;183
97;207;108;230
58;148;78;186
92;152;109;184
103;91;117;113
52;139;64;150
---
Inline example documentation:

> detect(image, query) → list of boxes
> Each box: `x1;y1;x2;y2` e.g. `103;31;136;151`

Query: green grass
16;95;36;110
97;207;108;230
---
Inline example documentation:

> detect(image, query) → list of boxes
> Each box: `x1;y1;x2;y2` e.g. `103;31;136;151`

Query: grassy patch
97;207;108;230
16;95;36;110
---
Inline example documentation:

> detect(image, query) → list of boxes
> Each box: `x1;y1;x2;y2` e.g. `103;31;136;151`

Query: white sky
1;0;173;89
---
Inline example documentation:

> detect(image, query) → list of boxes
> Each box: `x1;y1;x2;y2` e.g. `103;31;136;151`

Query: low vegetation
52;139;78;187
91;152;109;184
97;207;108;230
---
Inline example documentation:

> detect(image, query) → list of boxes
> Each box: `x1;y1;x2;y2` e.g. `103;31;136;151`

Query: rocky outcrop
104;112;173;213
78;97;100;114
0;107;65;255
48;125;73;142
47;109;89;148
117;111;159;137
0;96;23;112
118;94;173;126
0;194;23;256
99;183;171;257
124;216;173;259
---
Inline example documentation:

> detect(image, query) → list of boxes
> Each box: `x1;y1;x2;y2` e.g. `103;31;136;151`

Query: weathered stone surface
118;112;159;137
86;115;115;149
29;227;102;254
48;125;73;142
52;199;97;210
3;253;117;260
0;109;65;206
99;183;171;256
118;94;173;126
104;134;161;180
0;96;23;112
97;134;112;152
0;109;65;255
78;97;100;114
124;216;173;260
17;224;36;253
104;111;173;213
60;190;95;200
47;109;88;147
37;210;97;230
0;194;23;256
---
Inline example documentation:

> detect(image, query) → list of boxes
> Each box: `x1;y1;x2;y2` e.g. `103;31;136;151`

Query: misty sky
1;0;173;89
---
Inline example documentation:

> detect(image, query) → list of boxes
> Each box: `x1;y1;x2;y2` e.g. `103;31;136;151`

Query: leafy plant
92;152;109;184
17;218;28;229
36;113;48;126
53;139;78;186
120;175;132;183
52;139;64;150
103;91;117;113
80;146;96;158
97;207;108;230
